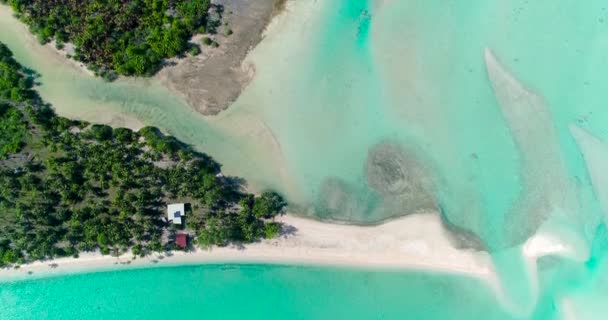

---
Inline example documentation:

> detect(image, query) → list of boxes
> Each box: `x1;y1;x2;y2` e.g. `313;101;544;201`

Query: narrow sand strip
0;213;494;281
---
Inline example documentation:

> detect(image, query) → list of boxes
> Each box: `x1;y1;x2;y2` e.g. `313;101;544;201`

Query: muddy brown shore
156;0;285;115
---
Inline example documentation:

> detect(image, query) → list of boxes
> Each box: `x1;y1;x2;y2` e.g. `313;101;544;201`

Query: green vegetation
0;42;286;268
202;37;213;46
188;44;201;56
0;42;34;102
2;0;223;79
0;104;27;159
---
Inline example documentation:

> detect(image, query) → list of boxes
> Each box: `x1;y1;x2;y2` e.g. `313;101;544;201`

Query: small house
176;233;188;249
167;203;186;224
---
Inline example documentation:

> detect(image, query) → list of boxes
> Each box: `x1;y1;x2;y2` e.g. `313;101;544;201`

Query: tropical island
0;1;604;319
1;0;224;80
0;2;496;280
0;42;286;268
0;38;499;278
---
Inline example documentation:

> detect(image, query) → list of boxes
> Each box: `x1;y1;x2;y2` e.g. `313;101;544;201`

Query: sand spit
0;214;495;281
156;0;284;115
484;48;577;248
5;212;578;318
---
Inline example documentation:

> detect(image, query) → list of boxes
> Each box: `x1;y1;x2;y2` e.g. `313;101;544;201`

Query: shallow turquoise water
2;0;608;318
0;264;519;320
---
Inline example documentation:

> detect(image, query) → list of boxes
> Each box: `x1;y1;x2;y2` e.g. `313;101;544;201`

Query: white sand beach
0;213;496;281
0;212;576;319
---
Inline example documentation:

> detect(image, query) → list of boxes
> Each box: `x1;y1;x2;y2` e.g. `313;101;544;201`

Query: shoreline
0;5;147;131
0;213;585;320
154;0;283;115
0;1;280;117
0;213;495;282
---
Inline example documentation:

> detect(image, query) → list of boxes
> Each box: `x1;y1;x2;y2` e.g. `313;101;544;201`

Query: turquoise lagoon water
0;264;521;320
2;0;608;319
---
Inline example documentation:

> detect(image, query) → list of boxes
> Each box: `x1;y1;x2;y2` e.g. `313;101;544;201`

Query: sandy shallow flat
155;0;282;115
0;213;495;281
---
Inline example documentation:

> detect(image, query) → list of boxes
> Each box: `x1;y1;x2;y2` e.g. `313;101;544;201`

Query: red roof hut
176;233;188;249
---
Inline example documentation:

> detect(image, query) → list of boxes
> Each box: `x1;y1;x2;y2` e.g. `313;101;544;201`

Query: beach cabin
167;203;186;224
176;233;188;249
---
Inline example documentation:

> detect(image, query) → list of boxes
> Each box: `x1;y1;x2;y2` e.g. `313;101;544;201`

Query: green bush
113;127;134;144
202;37;213;46
86;124;113;141
188;44;201;56
253;192;286;219
263;222;281;239
138;126;180;155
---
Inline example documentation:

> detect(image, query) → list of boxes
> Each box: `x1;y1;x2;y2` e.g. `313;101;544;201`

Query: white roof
167;203;185;224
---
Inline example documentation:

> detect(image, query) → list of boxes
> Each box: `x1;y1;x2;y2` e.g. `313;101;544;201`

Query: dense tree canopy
2;0;217;79
0;104;27;159
0;42;286;268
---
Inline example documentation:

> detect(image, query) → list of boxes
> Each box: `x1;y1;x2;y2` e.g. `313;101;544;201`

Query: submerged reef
366;142;437;217
315;142;437;224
